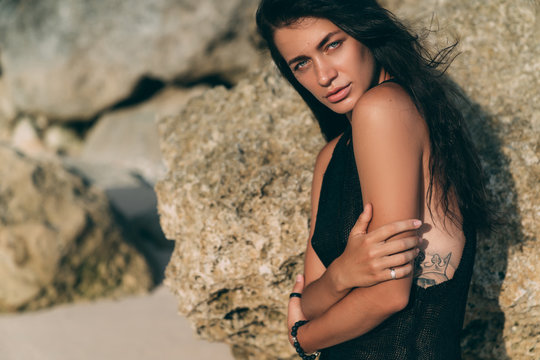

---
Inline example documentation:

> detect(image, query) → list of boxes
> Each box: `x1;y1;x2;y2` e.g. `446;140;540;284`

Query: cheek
341;45;374;80
295;75;324;99
357;49;376;81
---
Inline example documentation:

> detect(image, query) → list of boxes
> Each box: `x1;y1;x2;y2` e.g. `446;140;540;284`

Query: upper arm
352;85;424;226
350;84;425;307
304;137;340;286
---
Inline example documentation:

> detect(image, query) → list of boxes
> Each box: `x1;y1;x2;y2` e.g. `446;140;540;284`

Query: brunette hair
256;0;494;233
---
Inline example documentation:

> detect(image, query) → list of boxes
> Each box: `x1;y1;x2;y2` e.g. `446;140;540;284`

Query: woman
256;0;493;359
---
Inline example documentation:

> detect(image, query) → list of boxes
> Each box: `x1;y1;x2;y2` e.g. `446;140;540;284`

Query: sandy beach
0;285;234;360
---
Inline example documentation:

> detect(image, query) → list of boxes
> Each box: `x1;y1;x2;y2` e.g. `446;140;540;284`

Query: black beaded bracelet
291;320;321;360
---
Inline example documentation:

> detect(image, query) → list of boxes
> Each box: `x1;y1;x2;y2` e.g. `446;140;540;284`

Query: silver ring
390;268;396;280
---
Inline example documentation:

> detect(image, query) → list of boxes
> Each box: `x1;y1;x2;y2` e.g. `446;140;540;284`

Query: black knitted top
310;124;476;359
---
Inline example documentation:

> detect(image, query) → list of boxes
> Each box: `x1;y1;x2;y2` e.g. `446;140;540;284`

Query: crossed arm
293;85;426;353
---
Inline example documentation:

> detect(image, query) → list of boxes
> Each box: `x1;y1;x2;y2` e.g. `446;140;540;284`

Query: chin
326;100;356;115
332;107;353;115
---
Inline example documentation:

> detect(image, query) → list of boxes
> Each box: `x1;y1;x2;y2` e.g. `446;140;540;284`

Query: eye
327;40;342;50
293;59;309;72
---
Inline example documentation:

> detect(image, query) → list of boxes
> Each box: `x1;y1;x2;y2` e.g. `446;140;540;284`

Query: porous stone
0;145;153;312
156;65;323;359
158;0;539;359
0;0;262;121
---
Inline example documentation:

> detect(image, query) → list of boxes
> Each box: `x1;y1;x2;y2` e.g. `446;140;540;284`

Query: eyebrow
286;30;342;67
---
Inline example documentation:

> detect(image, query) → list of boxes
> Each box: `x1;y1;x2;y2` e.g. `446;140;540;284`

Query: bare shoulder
356;81;417;113
351;81;425;139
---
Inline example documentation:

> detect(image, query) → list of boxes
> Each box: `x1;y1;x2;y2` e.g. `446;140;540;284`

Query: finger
383;262;414;281
379;236;420;255
287;274;305;329
291;274;304;295
369;219;422;242
351;203;372;235
380;248;419;269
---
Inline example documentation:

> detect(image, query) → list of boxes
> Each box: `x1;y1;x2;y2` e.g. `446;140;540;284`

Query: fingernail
413;220;422;226
296;274;302;282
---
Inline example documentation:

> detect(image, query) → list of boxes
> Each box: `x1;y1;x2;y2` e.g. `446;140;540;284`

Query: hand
330;203;422;291
287;274;307;346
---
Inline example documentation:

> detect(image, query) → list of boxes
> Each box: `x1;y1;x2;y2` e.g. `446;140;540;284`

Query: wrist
293;320;320;358
327;260;348;294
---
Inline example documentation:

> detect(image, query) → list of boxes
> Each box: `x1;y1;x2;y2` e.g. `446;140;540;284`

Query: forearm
301;261;350;319
301;213;422;319
298;276;412;353
299;218;417;348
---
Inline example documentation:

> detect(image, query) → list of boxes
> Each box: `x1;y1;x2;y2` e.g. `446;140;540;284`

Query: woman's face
274;17;377;115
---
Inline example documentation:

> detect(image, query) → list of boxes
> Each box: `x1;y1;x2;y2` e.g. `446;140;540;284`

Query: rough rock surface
156;65;324;359
157;0;539;359
0;145;153;312
440;2;539;359
0;0;262;121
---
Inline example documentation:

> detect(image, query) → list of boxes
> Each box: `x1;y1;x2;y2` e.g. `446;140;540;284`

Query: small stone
11;118;46;156
43;125;83;156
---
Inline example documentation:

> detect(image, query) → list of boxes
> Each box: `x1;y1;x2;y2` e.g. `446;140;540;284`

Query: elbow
391;293;411;312
384;290;411;314
301;299;319;321
300;298;313;320
302;306;315;321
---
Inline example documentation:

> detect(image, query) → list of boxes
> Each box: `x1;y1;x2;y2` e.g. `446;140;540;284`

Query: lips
325;83;351;103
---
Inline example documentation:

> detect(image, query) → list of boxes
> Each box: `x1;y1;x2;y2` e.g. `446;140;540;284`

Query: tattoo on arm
414;251;452;289
413;250;425;277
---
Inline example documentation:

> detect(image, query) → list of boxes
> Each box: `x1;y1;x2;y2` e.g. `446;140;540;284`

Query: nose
315;60;337;87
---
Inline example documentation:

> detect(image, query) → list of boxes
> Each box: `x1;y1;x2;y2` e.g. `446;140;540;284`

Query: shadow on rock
456;87;524;360
108;184;174;285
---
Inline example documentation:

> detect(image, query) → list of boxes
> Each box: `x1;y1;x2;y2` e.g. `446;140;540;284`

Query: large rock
157;0;539;359
0;145;153;312
0;0;262;121
156;65;323;359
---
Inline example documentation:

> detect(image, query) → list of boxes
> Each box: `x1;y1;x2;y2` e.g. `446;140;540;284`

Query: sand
0;285;234;360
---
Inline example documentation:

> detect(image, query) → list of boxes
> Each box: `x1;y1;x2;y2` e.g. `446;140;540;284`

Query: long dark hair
256;0;494;234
